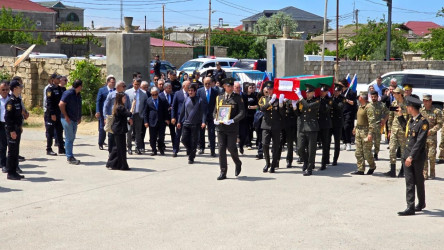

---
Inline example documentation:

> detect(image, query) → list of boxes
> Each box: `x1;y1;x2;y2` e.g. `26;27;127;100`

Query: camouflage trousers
355;127;375;172
424;138;437;179
372;125;382;155
438;132;444;160
389;129;406;164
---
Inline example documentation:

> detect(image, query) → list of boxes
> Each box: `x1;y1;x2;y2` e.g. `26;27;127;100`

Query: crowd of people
1;54;438;216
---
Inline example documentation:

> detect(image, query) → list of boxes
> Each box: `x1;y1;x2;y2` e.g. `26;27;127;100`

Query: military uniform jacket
371;101;388;125
388;100;409;133
258;96;285;131
297;98;320;132
356;103;376;134
5;95;23;133
420;107;442;137
398;114;429;163
214;92;245;133
46;84;63;116
282;100;297;129
331;94;345;128
318;96;332;129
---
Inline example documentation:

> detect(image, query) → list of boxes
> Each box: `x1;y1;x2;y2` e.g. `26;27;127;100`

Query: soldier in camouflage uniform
420;94;442;180
370;91;388;160
385;87;409;178
351;91;377;175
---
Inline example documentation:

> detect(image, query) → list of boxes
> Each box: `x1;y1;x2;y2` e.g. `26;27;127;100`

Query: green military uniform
214;78;245;180
352;92;377;174
258;86;285;173
370;100;388;158
420;94;442;179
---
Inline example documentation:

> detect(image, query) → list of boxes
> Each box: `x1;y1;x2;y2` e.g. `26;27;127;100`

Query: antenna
120;0;123;28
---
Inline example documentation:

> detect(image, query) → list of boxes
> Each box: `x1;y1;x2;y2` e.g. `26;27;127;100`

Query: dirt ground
24;113;98;135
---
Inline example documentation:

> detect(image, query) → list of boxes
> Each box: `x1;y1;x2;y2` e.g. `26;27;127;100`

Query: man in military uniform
190;70;203;89
330;82;345;165
318;84;332;170
5;80;24;180
213;62;227;85
295;84;319;176
370;91;388;160
420;94;442;180
258;81;285;173
397;96;428;216
45;75;66;156
214;78;245;180
386;87;409;177
351;91;377;175
280;98;297;168
153;55;161;77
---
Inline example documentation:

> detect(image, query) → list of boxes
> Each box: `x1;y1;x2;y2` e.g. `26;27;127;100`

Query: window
402;74;428;88
382;74;404;87
203;62;215;68
66;12;79;22
229;61;236;66
218;62;229;67
429;76;444;89
36;20;42;26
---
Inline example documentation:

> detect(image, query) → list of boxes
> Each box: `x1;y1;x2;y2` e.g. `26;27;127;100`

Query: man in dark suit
341;78;357;151
159;82;175;150
144;87;168;156
125;78;148;155
166;71;181;93
95;75;115;150
171;80;191;157
196;77;218;157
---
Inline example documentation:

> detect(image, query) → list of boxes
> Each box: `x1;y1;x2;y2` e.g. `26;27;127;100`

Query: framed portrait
216;105;231;123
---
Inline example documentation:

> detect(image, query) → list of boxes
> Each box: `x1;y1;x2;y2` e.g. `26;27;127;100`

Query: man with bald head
197;77;219;156
171;80;191;157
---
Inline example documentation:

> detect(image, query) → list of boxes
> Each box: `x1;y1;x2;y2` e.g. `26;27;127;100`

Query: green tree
437;7;444;17
57;23;102;47
151;26;174;39
0;7;44;44
211;30;264;58
415;28;444;60
304;40;321;55
68;60;103;117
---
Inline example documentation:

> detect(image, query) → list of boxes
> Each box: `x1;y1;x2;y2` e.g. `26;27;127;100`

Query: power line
214;0;257;15
60;0;192;6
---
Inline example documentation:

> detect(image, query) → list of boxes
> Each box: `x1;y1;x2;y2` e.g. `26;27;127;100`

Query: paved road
1;128;444;249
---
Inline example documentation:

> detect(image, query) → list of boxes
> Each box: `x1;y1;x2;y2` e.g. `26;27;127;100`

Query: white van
304;55;337;61
23;53;68;59
177;57;238;76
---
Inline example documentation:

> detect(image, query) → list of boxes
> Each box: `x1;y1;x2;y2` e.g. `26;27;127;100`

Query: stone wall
151;47;194;69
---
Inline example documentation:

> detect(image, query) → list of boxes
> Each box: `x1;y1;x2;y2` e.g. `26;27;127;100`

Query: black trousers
127;113;143;150
6;129;21;174
45;114;64;152
199;118;216;153
343;114;355;144
149;124;166;153
98;116;106;147
283;127;296;164
0;122;7;167
256;127;263;155
173;126;182;154
238;119;248;149
262;129;281;169
217;130;242;173
404;159;426;209
319;128;331;165
106;133;129;170
330;126;342;163
182;124;199;160
298;131;318;171
108;132;115;153
141;125;147;150
167;122;176;147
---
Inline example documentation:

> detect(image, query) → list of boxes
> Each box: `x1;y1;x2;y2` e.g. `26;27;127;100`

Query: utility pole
208;0;212;56
384;0;392;61
162;4;165;60
321;0;328;75
355;9;359;32
335;0;339;81
144;15;146;31
120;0;123;28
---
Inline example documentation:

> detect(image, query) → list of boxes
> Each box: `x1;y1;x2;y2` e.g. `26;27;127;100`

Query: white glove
278;94;285;104
295;88;303;99
214;118;219;124
291;100;297;108
269;94;277;104
327;92;331;97
224;119;234;125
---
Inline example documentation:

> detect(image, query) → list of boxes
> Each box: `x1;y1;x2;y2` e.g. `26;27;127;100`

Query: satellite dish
14;44;36;67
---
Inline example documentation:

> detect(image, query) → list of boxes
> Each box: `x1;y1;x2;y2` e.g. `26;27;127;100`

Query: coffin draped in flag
273;75;335;100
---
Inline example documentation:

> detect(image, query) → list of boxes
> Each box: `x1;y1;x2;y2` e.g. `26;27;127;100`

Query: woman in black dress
106;93;135;170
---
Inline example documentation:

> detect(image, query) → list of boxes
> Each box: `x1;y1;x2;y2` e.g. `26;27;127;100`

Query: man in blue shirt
372;76;386;97
59;79;82;165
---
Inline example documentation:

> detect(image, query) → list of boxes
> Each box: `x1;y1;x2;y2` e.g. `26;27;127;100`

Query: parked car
18;52;68;59
70;54;106;60
177;57;238;76
232;59;267;72
150;60;176;80
356;69;444;107
304;55;337;61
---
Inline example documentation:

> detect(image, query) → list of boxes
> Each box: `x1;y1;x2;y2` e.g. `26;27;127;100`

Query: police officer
258;81;285;173
386;87;409;177
295;84;319;176
5;80;24;180
214;78;245;180
45;75;65;156
397;96;428;216
341;78;357;151
420;94;442;180
318;84;332;170
330;82;345;165
370;90;388;160
280;98;297;168
351;91;377;175
153;55;161;77
191;70;203;89
213;62;227;85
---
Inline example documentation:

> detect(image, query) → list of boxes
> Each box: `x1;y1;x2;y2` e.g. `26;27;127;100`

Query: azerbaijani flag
273;75;334;100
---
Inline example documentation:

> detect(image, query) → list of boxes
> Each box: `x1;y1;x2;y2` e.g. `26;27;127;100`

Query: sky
42;0;444;29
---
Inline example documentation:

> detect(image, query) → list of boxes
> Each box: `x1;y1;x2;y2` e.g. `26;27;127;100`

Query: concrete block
267;39;304;78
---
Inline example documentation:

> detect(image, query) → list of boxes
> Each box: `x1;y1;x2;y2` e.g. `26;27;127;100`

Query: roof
215;25;243;32
37;1;84;10
150;37;193;48
1;0;55;13
402;21;442;36
242;6;323;22
311;25;359;42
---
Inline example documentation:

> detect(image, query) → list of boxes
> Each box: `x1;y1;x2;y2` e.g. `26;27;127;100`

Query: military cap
423;94;432;100
305;84;315;93
393;87;404;94
193;70;200;76
264;81;274;89
9;80;23;90
405;95;422;109
216;62;221;66
359;91;368;97
50;73;58;79
403;83;413;90
320;84;330;92
334;85;343;91
222;77;235;86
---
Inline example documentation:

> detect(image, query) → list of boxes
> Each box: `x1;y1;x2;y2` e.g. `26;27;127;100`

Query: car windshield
179;61;203;71
234;61;254;69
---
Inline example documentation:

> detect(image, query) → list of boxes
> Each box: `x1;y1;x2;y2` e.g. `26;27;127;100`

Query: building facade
38;1;84;27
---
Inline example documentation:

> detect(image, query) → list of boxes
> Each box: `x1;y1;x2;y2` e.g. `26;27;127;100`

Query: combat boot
374;153;378;161
384;164;396;177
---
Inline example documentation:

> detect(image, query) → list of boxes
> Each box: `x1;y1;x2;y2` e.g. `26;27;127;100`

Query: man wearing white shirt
125;78;148;155
0;80;10;173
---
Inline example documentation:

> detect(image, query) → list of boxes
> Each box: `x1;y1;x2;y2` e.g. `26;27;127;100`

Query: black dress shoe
198;149;204;155
128;149;133;155
136;149;142;155
217;172;227;180
150;152;157;156
7;173;21;180
286;162;292;168
398;208;415;216
1;166;6;173
188;159;194;164
18;174;25;178
332;161;337;166
159;150;165;155
173;153;177;158
99;145;104;150
303;171;312;176
366;169;375;175
16;166;23;173
320;165;326;171
302;163;307;172
256;154;263;159
58;149;66;155
18;155;25;162
351;171;364;175
47;150;57;156
415;203;426;212
235;164;241;176
269;167;275;173
436;159;444;164
263;165;269;173
239;147;244;155
211;152;217;157
297;157;303;163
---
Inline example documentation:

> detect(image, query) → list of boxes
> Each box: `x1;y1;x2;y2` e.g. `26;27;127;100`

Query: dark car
150;60;176;80
232;59;267;72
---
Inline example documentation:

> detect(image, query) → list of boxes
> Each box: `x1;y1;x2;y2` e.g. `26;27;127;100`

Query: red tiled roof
215;25;243;32
1;0;55;13
403;21;442;36
150;37;192;48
